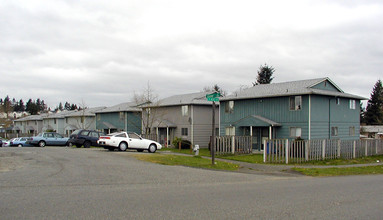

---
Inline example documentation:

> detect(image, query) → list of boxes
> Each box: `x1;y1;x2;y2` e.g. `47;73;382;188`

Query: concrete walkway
159;151;383;177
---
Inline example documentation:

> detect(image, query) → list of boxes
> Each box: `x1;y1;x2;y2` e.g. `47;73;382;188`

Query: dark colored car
0;139;3;147
68;129;105;148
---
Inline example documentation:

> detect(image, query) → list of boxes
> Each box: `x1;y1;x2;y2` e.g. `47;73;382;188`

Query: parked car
68;129;105;148
27;132;69;147
10;137;33;147
97;131;162;153
2;138;14;147
0;139;3;147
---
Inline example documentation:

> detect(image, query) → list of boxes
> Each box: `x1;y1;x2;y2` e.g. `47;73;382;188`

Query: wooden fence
264;139;383;164
214;136;252;155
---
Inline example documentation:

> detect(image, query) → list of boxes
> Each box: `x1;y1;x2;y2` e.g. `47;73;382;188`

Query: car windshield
37;133;43;137
71;130;81;135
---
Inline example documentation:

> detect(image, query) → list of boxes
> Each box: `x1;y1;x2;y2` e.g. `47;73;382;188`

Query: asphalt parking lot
1;147;383;219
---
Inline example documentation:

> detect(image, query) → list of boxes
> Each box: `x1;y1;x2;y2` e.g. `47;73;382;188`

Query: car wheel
18;144;23;147
68;142;73;147
119;142;128;151
38;141;46;147
84;141;91;148
148;144;157;153
137;149;144;152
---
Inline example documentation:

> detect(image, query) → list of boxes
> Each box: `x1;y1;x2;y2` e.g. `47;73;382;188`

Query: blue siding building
95;102;142;134
220;78;366;150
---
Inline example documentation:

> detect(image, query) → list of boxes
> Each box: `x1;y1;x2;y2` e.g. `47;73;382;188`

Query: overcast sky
1;0;382;108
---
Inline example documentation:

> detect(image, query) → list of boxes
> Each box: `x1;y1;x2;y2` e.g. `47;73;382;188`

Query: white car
97;132;162;153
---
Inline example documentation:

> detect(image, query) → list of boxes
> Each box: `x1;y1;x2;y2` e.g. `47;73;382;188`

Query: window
182;105;189;116
81;116;85;123
181;128;188;136
54;119;57;124
128;132;141;139
336;98;340;105
331;127;338;136
225;127;235;136
349;127;355;136
290;127;302;138
119;112;124;120
116;133;127;138
97;114;101;121
349;100;356;109
289;96;302;110
225;101;234;113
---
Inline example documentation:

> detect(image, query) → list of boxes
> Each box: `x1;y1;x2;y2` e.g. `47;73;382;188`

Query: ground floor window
225;127;235;136
290;127;301;138
181;128;188;136
349;126;355;136
331;127;338;136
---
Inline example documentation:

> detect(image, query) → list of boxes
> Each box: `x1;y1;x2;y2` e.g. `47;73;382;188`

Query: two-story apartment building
142;92;219;147
220;78;366;150
95;102;142;134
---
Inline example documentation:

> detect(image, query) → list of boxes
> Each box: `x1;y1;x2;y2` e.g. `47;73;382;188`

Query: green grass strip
132;154;239;171
293;165;383;176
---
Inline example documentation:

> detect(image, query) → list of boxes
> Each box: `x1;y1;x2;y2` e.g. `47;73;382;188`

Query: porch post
269;126;272;139
250;126;253;136
156;127;159;142
166;126;169;148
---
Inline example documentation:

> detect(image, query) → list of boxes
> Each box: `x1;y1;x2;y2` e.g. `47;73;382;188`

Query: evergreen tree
364;80;383;125
64;102;71;110
58;102;63;111
253;63;275;85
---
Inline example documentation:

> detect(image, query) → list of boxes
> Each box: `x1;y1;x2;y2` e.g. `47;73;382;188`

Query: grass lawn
293;165;383;176
295;155;383;166
132;154;239;171
159;147;212;157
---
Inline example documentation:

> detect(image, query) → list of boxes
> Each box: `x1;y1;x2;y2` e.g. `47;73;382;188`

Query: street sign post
206;92;221;165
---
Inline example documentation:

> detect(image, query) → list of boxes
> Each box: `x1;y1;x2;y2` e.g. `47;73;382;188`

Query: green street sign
206;92;221;101
207;97;219;102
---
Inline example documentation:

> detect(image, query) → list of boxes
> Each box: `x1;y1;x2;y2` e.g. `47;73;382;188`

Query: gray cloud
1;0;382;108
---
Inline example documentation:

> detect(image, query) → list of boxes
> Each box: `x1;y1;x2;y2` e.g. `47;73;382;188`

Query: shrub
172;137;192;149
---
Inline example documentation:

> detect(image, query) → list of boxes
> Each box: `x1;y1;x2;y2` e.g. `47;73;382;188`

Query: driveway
1;147;383;219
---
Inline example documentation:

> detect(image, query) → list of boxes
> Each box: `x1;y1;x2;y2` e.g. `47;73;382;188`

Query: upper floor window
119;112;124;120
182;105;188;116
336;98;340;105
225;101;234;113
289;96;302;110
349;100;356;109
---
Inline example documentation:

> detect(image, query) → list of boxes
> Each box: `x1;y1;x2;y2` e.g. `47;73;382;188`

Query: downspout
308;95;311;140
191;105;194;145
328;98;331;139
124;112;128;132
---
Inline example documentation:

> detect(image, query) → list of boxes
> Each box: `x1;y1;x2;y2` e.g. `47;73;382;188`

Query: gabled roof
235;115;281;127
151;92;215;107
95;102;141;113
66;106;106;117
14;113;49;122
222;77;366;101
46;110;75;119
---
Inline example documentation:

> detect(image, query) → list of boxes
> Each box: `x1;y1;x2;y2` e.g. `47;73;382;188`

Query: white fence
264;139;383;164
214;136;252;155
